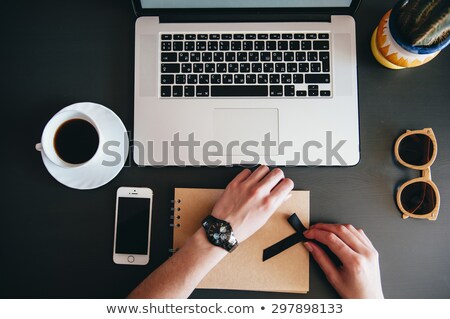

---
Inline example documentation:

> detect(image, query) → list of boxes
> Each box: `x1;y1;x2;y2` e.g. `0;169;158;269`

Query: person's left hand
212;166;294;242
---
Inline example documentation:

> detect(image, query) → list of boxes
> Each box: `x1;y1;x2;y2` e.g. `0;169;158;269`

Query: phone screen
115;197;151;254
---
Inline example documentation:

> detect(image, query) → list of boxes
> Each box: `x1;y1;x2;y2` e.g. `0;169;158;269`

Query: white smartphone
113;187;153;265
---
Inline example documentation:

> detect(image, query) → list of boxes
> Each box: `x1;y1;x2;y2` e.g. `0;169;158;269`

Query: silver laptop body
132;0;361;166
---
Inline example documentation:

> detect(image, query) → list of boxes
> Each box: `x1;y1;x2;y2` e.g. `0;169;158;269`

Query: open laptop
132;0;361;167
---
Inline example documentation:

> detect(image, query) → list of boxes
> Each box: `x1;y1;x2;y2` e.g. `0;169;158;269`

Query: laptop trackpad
213;108;279;156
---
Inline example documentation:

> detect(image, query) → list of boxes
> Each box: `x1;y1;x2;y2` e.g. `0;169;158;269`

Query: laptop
132;0;361;167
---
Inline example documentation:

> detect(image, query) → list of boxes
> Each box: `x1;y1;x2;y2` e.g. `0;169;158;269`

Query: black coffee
54;119;99;164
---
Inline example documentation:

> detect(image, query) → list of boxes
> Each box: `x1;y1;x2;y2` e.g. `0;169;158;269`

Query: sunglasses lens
398;134;433;166
400;182;437;215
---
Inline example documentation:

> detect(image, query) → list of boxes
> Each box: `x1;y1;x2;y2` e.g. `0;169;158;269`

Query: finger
229;168;252;185
304;228;356;265
258;168;285;192
269;178;294;207
303;241;340;285
308;223;368;254
244;165;270;185
357;228;375;249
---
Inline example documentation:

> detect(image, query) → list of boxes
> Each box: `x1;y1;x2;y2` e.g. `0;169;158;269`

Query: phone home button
127;255;135;263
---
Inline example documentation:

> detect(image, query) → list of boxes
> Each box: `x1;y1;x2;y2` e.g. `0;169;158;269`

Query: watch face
207;222;231;246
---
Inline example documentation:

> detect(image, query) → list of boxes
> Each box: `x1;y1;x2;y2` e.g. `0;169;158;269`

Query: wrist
186;228;228;260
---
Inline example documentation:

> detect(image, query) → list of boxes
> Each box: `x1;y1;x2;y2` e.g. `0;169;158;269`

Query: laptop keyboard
160;32;331;98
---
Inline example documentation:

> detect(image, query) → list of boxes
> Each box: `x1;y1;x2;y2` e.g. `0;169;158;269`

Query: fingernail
303;242;313;253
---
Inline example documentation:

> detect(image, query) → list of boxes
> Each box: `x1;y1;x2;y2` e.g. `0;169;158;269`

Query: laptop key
298;63;309;72
294;33;305;39
285;85;295;96
222;34;232;39
270;85;283;96
320;90;331;96
270;34;281;39
208;41;218;51
220;41;230;50
246;74;257;84
237;52;248;61
185;34;196;40
278;41;289;50
193;63;204;73
311;63;321;72
213;52;224;62
231;41;242;50
293;74;304;83
305;74;330;83
161;75;174;84
173;34;184;40
296;90;307;96
255;41;265;50
308;90;319;97
176;74;186;84
287;63;297;72
272;52;283;61
178;52;189;62
260;52;271;61
252;63;263;73
319;33;329;39
173;41;183;51
211;74;221;84
211;85;268;97
209;34;220;40
289;41;300;50
161;53;177;62
258;34;269;39
196;41;207;51
249;52;259;61
296;52;306;61
234;74;245;84
161;63;180;73
306;33;317;39
314;40;330;50
181;63;192;73
308;52;318;61
281;74;292;83
270;74;280;84
187;74;198;84
161;42;171;51
301;41;312;50
217;63;227;73
205;63;215;73
275;63;286;72
258;74;268;84
282;34;293;39
195;85;209;97
243;41;253;51
161;34;172;40
233;34;245;40
246;34;257;39
225;52;236;61
185;41;195;51
228;63;239;73
199;74;210;84
173;86;183;97
266;41;276;50
222;74;233;84
198;34;208;40
190;52;200;62
202;52;212;62
184;86;195;97
263;63;274;72
161;86;171;97
240;63;250;73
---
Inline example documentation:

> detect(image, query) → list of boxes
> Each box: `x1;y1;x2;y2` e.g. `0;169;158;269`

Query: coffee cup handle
35;143;42;152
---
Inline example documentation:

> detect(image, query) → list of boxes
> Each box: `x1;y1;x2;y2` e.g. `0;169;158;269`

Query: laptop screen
140;0;353;9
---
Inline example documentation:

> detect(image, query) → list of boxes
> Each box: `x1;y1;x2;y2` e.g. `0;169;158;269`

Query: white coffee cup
36;110;103;168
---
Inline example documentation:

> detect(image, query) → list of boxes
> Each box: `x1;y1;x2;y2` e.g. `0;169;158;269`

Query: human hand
212;166;294;242
303;223;384;299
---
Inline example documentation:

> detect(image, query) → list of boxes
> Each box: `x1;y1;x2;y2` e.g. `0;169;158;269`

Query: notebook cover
173;188;309;293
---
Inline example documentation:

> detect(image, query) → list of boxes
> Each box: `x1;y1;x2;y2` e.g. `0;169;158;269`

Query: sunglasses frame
394;128;440;221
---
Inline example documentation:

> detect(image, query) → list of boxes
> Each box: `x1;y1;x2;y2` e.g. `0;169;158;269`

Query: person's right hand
303;223;384;299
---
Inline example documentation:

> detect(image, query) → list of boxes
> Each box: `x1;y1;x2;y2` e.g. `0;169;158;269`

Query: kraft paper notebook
172;188;310;293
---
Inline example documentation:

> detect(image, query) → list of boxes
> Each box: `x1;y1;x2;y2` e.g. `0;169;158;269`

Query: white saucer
40;102;129;190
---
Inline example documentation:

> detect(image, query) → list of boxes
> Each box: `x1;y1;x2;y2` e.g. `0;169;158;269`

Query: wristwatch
201;215;239;252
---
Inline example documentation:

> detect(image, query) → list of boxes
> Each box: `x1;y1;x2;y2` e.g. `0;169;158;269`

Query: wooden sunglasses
394;128;440;221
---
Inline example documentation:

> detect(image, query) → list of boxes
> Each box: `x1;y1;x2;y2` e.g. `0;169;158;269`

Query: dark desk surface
1;0;449;298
